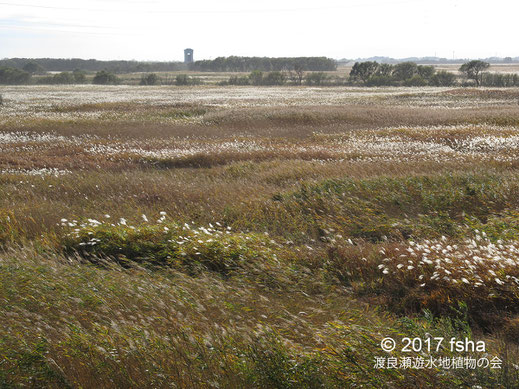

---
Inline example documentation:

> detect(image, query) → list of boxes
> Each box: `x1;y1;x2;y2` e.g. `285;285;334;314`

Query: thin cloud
0;0;426;14
0;0;517;61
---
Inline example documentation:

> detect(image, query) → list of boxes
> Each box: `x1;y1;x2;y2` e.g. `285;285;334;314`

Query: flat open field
1;85;519;388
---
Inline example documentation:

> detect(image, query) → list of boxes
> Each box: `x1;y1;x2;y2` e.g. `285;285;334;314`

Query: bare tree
290;63;304;85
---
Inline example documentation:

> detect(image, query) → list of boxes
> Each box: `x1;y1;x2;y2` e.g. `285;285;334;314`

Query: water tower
184;48;194;64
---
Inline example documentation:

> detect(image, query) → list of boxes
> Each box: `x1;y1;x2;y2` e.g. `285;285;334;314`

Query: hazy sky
1;0;518;61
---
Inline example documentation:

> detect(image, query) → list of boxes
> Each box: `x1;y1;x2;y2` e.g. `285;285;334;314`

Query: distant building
184;48;194;64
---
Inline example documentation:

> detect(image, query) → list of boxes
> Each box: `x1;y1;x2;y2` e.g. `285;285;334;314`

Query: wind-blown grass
2;85;519;387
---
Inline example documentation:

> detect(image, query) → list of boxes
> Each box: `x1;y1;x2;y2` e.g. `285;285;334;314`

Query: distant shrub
176;74;188;85
262;71;286;85
22;61;45;74
175;74;202;86
416;65;435;80
55;72;75;84
228;75;250;85
431;71;457;86
246;71;286;86
92;70;118;85
73;69;86;84
140;73;160;85
481;72;519;87
366;75;393;86
327;76;347;86
36;76;51;85
37;72;75;85
305;72;327;86
404;74;427;86
0;94;3;105
189;77;202;85
249;70;263;85
0;67;31;85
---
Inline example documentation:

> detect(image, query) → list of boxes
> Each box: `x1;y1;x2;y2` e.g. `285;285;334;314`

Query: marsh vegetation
1;85;519;388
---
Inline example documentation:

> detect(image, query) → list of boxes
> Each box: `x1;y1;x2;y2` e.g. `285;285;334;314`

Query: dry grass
7;246;508;388
2;85;519;387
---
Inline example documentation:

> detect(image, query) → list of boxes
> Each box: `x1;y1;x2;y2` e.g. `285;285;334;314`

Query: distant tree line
347;60;519;87
0;58;184;73
223;70;331;86
349;61;457;86
36;70;87;85
0;67;206;86
481;72;519;87
1;59;519;87
189;56;337;72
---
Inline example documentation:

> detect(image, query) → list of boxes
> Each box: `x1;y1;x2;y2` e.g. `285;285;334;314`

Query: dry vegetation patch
1;85;519;387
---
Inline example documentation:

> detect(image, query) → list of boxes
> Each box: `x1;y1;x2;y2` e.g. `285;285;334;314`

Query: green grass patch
60;218;286;279
252;172;517;242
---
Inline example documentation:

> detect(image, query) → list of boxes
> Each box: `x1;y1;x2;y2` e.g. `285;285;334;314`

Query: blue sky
0;0;518;61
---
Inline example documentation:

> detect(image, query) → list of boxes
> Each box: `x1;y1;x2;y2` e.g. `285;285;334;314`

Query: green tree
417;65;435;81
189;56;337;72
365;75;393;86
92;70;118;85
377;63;394;77
393;62;418;81
52;72;74;84
22;61;45;74
73;69;86;84
0;67;31;84
349;61;379;84
262;71;286;85
404;75;427;86
36;72;78;85
305;72;328;86
459;60;490;86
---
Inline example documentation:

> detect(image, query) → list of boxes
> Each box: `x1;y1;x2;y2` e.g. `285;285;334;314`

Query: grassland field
1;84;519;388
